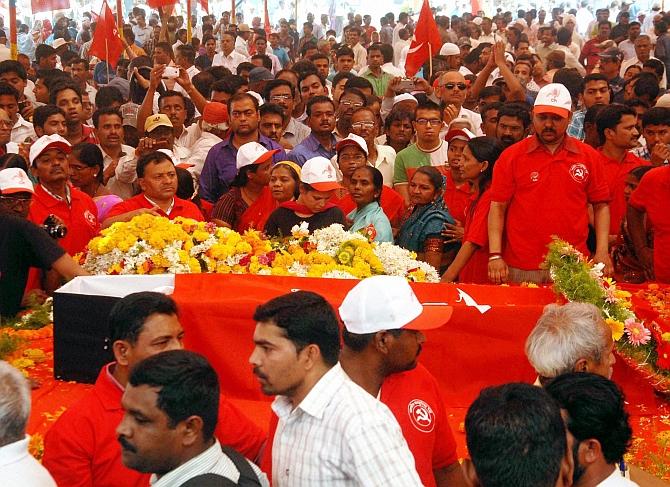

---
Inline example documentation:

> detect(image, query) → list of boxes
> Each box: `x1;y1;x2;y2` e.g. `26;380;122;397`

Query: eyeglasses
269;94;293;102
351;121;376;129
441;82;467;91
340;100;364;108
415;118;443;127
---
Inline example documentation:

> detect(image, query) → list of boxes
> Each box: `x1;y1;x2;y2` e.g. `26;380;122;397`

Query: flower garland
78;215;439;282
545;238;670;391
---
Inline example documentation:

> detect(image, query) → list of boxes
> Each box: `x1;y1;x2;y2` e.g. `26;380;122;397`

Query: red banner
404;0;443;78
31;0;69;14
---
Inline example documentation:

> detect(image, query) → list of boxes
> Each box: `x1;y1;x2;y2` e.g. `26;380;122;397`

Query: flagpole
428;42;432;80
231;0;235;26
187;0;192;42
105;38;110;83
116;0;123;42
9;0;16;60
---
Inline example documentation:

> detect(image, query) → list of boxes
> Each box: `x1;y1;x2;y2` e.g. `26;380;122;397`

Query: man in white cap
28;134;99;255
103;150;203;227
0;167;87;318
339;275;467;487
437;43;462;71
488;83;612;284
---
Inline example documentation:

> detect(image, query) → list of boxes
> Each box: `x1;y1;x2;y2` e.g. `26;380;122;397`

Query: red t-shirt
443;172;472;224
332;186;407;227
28;184;99;254
629;165;670;282
489;136;611;270
105;194;204;221
599;150;650;235
459;190;492;284
43;363;267;487
260;363;458;487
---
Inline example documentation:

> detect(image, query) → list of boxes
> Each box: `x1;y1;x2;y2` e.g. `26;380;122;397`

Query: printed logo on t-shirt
569;163;589;183
407;399;435;433
84;209;97;228
530;171;540;183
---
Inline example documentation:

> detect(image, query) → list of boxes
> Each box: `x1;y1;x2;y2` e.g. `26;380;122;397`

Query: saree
397;194;455;252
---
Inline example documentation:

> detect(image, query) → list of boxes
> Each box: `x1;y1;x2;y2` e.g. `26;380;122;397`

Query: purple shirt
199;134;286;203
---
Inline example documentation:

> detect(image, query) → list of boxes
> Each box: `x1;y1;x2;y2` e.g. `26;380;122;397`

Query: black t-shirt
0;214;66;318
264;206;346;238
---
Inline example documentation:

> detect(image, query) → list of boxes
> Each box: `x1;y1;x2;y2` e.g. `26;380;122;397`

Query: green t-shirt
393;142;450;185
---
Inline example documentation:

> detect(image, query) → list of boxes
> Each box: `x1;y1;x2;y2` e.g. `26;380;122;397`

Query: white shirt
172;39;184;52
381;62;405;77
86;84;98;106
235;35;249;57
283;117;311;148
100;144;136;199
0;435;57;487
11;114;35;143
351;43;367;73
620;55;667;88
264;48;283;75
393;39;410;67
456;107;484;136
186;64;200;80
212;50;248;73
392;22;407;47
371;144;396;187
132;24;153;48
150;440;269;486
619;39;637;61
189;131;222;178
597;467;639;487
272;363;422;487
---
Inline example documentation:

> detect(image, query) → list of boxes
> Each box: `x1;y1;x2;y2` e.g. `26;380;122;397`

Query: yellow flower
605;318;625;341
662;332;670;342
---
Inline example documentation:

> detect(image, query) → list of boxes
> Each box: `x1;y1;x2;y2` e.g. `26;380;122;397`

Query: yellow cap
144;114;173;133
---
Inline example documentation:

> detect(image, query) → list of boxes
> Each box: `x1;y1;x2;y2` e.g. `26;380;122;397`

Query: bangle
488;255;503;262
489;252;502;257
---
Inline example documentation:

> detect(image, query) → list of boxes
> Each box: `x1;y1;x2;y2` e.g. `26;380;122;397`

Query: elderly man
525;302;616;385
435;70;483;135
339;276;466;487
0;361;57;485
488;83;612;284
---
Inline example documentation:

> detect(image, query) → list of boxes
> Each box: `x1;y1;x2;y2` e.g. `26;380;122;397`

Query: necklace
415;140;443;153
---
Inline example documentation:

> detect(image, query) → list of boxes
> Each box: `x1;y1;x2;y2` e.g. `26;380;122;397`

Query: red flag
147;0;177;7
88;1;124;69
471;0;481;15
263;0;271;35
199;0;208;12
403;0;442;78
31;0;69;14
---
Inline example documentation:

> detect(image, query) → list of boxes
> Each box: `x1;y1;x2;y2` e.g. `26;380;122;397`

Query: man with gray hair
525;302;616;386
0;360;56;486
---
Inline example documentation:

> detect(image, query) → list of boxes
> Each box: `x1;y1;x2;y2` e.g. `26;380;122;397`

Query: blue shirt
199;134;286;203
347;202;393;242
288;133;337;167
273;47;290;68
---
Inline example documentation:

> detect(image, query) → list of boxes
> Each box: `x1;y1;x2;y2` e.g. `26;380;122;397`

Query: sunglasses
442;82;467;91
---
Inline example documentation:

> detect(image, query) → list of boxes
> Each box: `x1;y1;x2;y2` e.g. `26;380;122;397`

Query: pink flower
624;318;652;346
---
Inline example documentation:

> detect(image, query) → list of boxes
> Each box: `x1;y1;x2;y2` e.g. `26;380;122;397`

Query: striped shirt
150;440;269;486
271;363;422;487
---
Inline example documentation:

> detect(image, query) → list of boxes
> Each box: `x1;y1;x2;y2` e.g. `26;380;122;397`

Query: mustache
253;367;268;380
118;436;137;453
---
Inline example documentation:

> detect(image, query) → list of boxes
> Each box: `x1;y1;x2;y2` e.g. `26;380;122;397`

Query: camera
396;78;415;93
162;66;179;79
43;214;67;239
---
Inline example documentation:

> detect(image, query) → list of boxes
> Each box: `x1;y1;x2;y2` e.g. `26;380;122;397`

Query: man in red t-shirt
42;291;267;487
579;21;612;73
103;150;203;227
488;83;612;284
27;134;99;255
338;276;466;487
628;165;670;283
595;103;650;237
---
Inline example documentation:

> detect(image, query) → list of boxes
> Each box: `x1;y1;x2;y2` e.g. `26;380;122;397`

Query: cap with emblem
301;157;341;191
339;275;453;334
236;142;279;170
0;168;34;194
29;134;72;165
145;114;173;133
533;83;573;118
335;133;368;155
445;127;475;143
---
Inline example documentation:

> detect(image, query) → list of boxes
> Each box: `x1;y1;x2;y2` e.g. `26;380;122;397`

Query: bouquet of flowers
545;238;670;393
78;215;439;282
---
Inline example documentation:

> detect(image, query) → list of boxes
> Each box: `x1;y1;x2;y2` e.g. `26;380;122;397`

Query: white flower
291;221;310;238
308;224;366;256
589;262;605;279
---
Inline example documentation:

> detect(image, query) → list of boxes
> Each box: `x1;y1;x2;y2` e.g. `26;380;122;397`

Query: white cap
533;83;572;118
339;276;453;334
335;133;368;155
655;93;670;108
247;90;265;107
0;168;34;194
236;142;279;170
472;16;483;25
445;127;475;142
29;134;72;165
301;156;341;191
439;43;460;56
393;93;418;106
52;38;70;50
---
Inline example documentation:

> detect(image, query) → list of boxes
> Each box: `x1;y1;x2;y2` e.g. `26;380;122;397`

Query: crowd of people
0;3;669;485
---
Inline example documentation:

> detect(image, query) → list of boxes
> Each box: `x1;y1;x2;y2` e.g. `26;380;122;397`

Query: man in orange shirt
103;150;203;227
488;83;612;284
594;104;650;238
43;291;267;487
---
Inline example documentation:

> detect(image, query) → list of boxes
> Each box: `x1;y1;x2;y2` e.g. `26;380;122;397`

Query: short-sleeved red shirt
28;184;99;254
489;135;611;270
599;150;650;235
629;165;670;282
43;363;267;487
443;171;472;224
459;190;492;284
105;194;204;221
